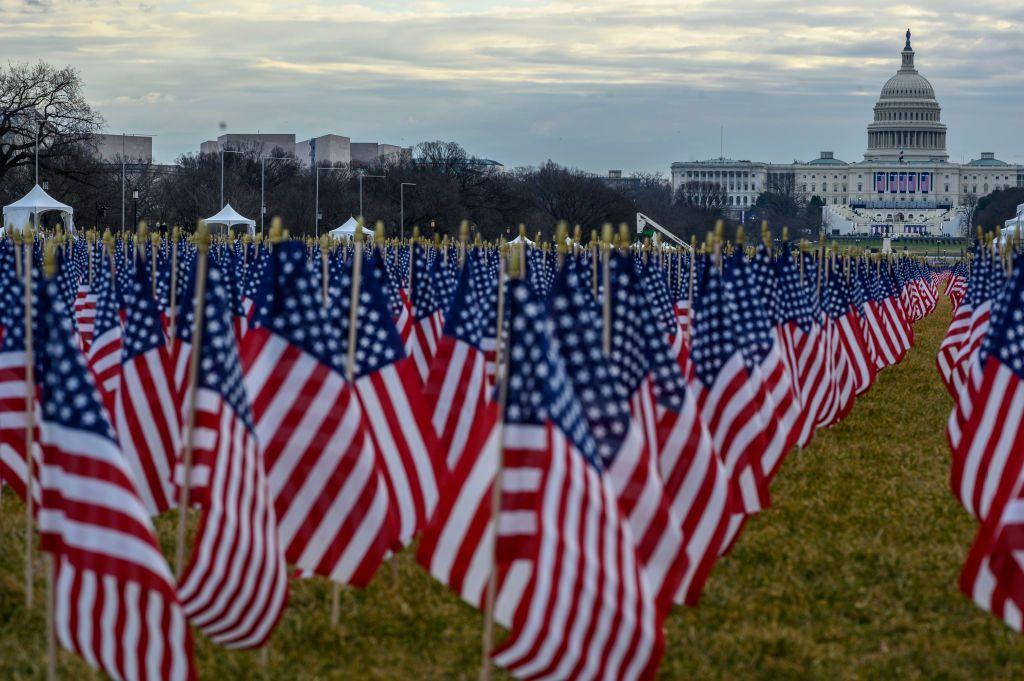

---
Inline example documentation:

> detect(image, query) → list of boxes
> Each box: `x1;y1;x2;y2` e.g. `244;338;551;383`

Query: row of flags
0;226;938;680
939;244;1024;631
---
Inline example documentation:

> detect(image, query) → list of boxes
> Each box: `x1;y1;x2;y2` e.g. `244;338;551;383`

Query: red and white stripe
176;389;288;649
114;344;180;516
74;284;97;351
655;377;731;605
492;423;663;681
38;420;194;681
87;324;122;415
355;359;443;546
425;333;489;471
243;330;397;586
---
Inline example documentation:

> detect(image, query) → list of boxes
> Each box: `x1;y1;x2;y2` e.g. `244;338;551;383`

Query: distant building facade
93;133;153;163
198;133;408;167
670;30;1024;237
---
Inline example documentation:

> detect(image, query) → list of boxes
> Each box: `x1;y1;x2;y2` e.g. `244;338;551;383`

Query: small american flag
35;268;195;681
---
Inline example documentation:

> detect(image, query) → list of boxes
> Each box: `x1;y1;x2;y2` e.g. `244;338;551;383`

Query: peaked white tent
201;204;256;234
329;217;374;239
507;234;536;246
3;184;75;233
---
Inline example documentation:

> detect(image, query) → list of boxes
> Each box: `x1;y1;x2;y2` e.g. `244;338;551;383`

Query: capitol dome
864;30;948;163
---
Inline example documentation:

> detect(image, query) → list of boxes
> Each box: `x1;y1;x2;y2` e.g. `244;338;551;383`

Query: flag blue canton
442;254;486;349
548;256;626;464
639;260;677;337
980;250;1021;371
505;279;599;467
251;242;344;374
195;259;253;430
121;257;165;362
690;259;741;388
723;249;773;370
36;277;116;441
332;252;406;378
92;258;120;338
0;242;25;352
411;243;439;320
773;246;817;334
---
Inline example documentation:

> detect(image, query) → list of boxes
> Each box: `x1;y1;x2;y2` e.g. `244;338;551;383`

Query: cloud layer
2;0;1023;170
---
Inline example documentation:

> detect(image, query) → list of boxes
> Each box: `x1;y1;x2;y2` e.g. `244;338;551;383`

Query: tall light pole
356;169;384;220
260;155;293;240
400;182;416;241
35;118;46;186
219;147;245;208
315;165;347;238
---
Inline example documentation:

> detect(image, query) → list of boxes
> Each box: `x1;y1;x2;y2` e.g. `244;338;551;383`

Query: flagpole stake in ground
175;221;211;578
479;243;515;681
23;224;36;610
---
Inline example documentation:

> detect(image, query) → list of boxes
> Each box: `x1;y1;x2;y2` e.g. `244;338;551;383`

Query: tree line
0;60;894;242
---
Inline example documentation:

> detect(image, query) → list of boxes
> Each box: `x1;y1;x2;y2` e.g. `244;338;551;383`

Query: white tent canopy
329;217;374;239
507;234;536;246
201;204;256;234
3;184;75;233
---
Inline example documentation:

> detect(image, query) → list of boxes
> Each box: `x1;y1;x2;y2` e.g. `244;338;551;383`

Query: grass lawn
3;295;1023;679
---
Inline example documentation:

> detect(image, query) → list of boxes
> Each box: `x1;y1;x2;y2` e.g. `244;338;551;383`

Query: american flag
938;259;975;394
242;241;397;586
405;242;443;381
634;257;734;605
175;257;289;649
554;253;686;614
952;251;1024;630
34;269;195;681
423;249;493;471
72;244;97;351
332;251;443;547
818;267;858;427
949;247;1005;507
690;257;770;547
86;255;122;415
724;248;799;480
0;240;39;503
114;255;180;516
492;278;663;680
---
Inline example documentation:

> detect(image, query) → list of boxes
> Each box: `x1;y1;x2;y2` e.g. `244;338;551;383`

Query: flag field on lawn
9;219;1021;680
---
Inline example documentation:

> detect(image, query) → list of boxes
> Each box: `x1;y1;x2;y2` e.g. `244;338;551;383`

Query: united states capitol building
670;30;1021;237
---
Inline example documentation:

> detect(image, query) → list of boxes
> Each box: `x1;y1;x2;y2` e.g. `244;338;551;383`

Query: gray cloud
1;0;1022;169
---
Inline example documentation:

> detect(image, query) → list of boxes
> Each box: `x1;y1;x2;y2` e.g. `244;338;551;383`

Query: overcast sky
3;0;1024;173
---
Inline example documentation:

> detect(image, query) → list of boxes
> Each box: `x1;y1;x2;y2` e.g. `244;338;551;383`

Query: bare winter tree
960;191;979;236
674;180;728;210
0;62;104;183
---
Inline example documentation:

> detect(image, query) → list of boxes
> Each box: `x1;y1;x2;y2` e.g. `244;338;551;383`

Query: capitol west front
669;31;1022;237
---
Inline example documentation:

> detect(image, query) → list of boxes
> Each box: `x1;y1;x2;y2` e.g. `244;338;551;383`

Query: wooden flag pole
41;242;58;681
151;230;160;296
168;227;180;340
13;228;23;278
23;225;36;609
175;223;211;578
479;243;513;681
601;223;612;356
320;235;331;306
331;219;367;628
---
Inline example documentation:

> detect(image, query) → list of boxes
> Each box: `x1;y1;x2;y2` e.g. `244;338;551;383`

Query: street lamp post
220;147;244;208
400;182;416;241
260;155;293;240
315;165;347;239
132;189;139;230
34;118;47;186
356;169;384;220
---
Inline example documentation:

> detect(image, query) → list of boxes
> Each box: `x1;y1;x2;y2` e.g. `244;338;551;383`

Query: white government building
670;30;1022;237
